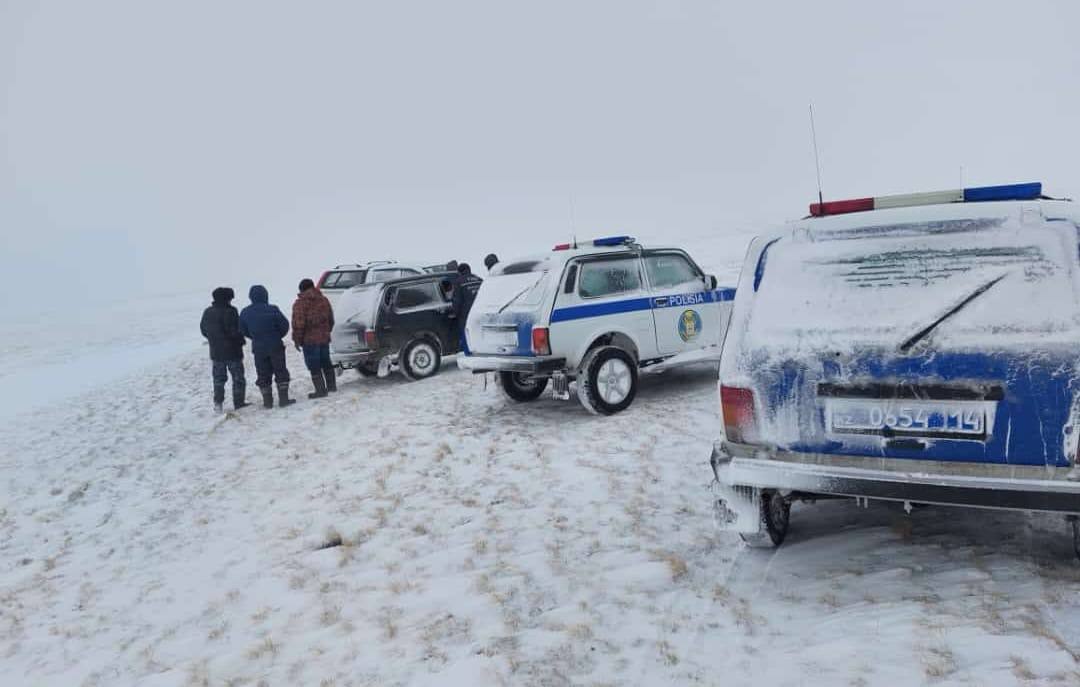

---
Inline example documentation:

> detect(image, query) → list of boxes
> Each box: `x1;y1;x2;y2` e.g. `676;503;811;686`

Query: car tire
739;490;791;548
498;372;549;402
400;339;441;381
576;346;638;415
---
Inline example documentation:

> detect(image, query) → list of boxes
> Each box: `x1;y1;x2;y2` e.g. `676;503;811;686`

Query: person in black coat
451;263;483;352
239;285;296;408
200;287;248;412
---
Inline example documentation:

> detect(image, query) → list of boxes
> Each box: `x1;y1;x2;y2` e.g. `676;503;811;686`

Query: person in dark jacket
199;287;248;412
451;263;483;352
292;278;337;399
239;285;295;408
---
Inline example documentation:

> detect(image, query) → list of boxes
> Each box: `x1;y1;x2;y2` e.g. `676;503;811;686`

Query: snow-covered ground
3;231;1080;685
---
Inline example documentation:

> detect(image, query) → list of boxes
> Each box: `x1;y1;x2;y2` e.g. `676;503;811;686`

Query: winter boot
213;385;226;413
233;393;250;410
308;372;328;399
322;366;337;393
277;382;296;407
260;386;274;409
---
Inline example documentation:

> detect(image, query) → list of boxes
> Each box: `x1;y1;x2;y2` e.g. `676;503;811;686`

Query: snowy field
3;232;1080;686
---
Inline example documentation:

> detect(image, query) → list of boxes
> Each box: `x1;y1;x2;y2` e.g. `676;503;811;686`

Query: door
385;280;451;353
643;250;721;356
552;253;658;362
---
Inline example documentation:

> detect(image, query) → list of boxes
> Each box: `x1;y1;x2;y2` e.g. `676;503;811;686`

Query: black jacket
200;288;245;361
452;274;483;321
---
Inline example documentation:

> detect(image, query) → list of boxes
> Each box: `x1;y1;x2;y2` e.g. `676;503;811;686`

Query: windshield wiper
497;273;546;314
897;273;1007;353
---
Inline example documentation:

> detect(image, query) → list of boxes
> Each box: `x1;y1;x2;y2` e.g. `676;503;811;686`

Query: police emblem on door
679;309;702;342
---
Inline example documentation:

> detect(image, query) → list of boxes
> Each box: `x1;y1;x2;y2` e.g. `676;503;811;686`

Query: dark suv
329;272;463;380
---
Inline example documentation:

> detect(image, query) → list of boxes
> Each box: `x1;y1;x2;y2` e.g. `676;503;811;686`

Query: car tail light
364;330;378;348
720;385;757;443
532;327;551;356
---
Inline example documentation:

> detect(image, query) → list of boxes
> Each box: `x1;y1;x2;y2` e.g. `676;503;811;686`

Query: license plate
827;398;989;438
483;327;519;346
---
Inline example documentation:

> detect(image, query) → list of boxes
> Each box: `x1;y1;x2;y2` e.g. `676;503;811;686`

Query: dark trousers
211;359;246;403
302;344;332;372
253;348;290;388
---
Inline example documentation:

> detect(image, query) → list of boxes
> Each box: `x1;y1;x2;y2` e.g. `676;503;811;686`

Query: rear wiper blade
897;273;1007;353
497;274;545;314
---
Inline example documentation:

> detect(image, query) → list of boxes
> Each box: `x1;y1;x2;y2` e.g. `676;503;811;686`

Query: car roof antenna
809;103;824;209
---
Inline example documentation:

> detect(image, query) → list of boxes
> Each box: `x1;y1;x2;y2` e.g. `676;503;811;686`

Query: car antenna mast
809;103;824;208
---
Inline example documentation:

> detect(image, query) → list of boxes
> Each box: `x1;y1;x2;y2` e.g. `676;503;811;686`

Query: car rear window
320;270;366;288
745;214;1080;350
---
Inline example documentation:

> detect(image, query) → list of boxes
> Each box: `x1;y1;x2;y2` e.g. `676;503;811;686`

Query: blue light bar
592;235;634;246
963;182;1042;203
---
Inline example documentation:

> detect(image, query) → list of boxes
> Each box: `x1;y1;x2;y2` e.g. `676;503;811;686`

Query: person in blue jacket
239;285;296;408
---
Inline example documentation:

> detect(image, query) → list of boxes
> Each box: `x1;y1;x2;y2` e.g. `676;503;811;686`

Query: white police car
710;182;1080;557
460;236;735;414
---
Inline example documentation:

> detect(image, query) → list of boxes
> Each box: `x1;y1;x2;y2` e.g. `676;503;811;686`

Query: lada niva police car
460;236;735;414
710;182;1080;557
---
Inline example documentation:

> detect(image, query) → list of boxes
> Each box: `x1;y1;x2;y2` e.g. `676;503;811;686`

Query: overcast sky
3;0;1078;315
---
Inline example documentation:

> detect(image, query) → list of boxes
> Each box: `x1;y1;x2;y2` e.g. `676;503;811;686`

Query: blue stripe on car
550;288;736;323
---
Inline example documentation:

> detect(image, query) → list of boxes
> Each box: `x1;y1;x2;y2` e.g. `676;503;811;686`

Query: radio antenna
809;104;824;207
569;194;578;248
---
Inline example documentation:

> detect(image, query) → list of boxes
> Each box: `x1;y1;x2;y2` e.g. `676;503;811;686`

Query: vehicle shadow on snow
736;497;1080;581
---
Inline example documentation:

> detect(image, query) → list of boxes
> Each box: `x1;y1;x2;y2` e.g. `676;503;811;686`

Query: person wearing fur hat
199;287;248;412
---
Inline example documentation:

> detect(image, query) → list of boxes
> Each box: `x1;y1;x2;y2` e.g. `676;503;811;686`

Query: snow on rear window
745;215;1080;350
474;256;557;311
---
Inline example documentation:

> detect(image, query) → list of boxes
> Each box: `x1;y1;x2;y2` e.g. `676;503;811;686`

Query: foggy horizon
4;0;1079;317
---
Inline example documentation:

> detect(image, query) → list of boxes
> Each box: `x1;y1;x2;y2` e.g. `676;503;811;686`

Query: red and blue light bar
553;235;635;251
810;182;1043;217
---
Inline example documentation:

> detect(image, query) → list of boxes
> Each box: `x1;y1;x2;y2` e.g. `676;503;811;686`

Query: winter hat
484;253;499;271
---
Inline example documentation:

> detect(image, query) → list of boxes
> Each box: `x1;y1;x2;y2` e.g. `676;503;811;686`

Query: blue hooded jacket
239;285;290;355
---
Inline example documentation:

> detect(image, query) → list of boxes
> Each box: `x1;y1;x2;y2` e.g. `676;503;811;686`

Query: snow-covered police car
460;236;735;414
710;182;1080;557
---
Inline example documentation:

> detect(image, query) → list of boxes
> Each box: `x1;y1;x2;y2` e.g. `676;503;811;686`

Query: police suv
710;182;1080;557
460;236;734;414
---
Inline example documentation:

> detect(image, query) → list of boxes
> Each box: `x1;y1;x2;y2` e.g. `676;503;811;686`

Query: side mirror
705;274;718;291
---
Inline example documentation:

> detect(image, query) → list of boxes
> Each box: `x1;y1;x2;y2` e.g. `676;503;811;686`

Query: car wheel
401;339;441;381
739;490;791;548
498;372;549;402
576;346;638;415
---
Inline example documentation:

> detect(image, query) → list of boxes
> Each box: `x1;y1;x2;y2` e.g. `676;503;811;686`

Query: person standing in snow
291;278;337;399
483;253;499;272
199;287;248;412
451;263;483;352
239;285;295;408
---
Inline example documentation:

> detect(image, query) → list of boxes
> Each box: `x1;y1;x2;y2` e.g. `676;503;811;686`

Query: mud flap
552;371;571;401
377;357;393;378
710;441;764;535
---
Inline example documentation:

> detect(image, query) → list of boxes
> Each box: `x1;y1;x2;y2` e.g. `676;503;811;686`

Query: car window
644;253;700;289
578;257;642;299
368;269;401;283
320;270;366;288
393;282;439;311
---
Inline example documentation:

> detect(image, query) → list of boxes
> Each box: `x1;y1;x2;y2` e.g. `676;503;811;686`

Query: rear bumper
457;355;567;375
711;441;1080;518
